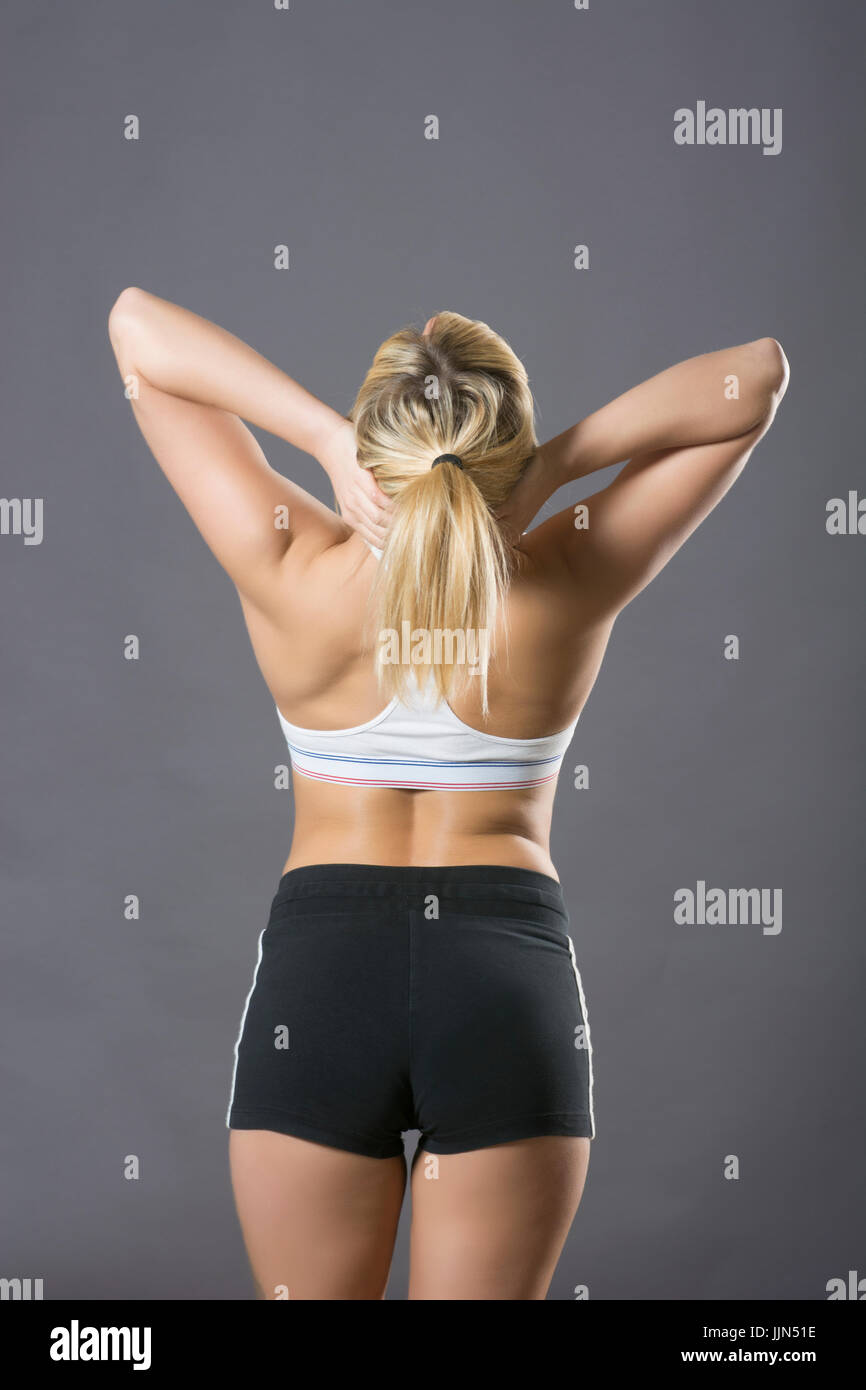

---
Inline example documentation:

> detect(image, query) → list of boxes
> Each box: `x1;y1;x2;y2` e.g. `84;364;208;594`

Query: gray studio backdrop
1;0;863;1300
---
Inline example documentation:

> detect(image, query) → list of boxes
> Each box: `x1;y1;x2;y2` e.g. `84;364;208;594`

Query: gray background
1;0;863;1299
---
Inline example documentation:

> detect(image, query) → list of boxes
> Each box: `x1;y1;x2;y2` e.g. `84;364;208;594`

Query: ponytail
370;457;510;714
350;310;537;716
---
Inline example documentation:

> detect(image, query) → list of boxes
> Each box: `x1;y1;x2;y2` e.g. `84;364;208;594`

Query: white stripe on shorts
225;927;266;1127
567;935;596;1138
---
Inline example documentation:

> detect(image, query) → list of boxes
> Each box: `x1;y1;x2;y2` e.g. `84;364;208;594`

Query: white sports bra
274;540;579;791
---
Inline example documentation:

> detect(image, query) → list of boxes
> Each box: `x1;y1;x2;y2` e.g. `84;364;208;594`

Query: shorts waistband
271;862;567;917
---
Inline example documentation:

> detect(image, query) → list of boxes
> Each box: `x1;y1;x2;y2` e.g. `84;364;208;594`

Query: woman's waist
283;829;558;880
285;791;558;881
270;858;568;928
290;777;555;835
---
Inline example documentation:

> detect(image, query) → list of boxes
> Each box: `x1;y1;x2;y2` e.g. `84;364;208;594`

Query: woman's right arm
541;338;788;487
498;339;788;541
516;338;790;615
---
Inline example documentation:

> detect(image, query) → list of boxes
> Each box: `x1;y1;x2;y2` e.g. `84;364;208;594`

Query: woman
107;291;789;1299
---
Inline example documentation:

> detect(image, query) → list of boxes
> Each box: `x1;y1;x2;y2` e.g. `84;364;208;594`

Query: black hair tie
432;453;465;470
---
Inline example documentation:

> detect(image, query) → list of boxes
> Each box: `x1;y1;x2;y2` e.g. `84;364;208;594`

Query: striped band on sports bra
274;673;579;794
285;740;566;791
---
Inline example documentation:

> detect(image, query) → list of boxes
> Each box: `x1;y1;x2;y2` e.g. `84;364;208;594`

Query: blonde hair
347;311;537;716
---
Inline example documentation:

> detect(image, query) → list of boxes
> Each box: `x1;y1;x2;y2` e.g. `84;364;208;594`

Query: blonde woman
107;290;789;1300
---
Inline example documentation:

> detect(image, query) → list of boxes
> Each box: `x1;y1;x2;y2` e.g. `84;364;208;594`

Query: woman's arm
109;287;343;455
518;338;790;616
107;290;392;593
498;339;789;540
545;337;787;482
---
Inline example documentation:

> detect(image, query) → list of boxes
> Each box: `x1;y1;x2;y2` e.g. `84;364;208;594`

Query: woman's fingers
333;463;394;545
353;486;393;542
357;467;394;515
495;475;542;539
341;490;390;546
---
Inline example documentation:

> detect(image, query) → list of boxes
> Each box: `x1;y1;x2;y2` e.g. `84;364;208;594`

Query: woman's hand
317;417;394;550
494;446;564;546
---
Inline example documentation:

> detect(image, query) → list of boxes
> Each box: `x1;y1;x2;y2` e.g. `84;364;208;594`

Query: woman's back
106;288;787;883
239;526;615;879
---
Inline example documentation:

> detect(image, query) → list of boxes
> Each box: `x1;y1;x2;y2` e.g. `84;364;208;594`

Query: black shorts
226;863;595;1158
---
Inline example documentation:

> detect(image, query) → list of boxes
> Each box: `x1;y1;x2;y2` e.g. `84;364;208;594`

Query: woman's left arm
107;288;392;601
110;287;342;452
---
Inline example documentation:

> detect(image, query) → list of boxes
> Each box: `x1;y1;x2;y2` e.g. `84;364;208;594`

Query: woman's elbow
107;286;149;345
753;337;790;413
107;286;152;372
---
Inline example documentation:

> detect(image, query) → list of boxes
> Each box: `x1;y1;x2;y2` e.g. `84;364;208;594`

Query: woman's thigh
408;1136;590;1300
229;1129;407;1299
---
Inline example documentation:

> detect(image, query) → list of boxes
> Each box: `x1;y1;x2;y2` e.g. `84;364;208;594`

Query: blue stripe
286;743;561;769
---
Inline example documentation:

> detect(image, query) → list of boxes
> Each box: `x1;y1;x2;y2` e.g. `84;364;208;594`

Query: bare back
106;289;787;884
240;524;614;880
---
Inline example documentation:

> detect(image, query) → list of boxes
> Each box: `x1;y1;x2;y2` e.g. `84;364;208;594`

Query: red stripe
291;766;559;790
